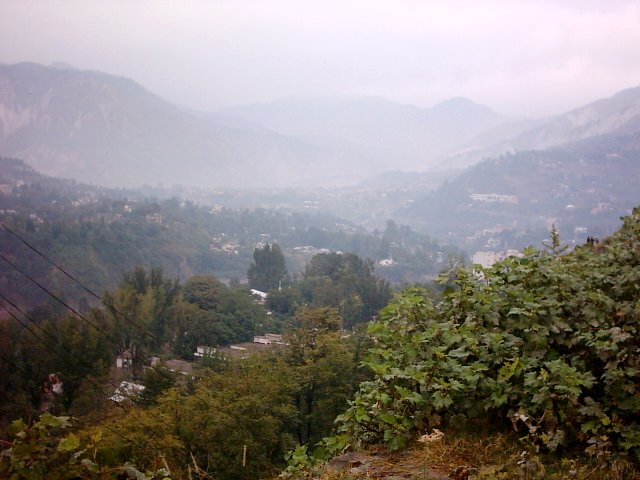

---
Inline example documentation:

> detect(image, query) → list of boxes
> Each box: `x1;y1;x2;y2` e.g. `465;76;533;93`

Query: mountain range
220;95;507;172
0;63;366;188
0;62;639;194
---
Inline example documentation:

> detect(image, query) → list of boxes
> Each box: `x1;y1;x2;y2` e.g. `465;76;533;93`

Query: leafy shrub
330;208;640;459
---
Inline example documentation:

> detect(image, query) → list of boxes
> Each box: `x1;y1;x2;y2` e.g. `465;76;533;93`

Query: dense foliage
0;157;459;313
325;207;640;460
247;243;287;292
0;323;364;480
291;252;392;328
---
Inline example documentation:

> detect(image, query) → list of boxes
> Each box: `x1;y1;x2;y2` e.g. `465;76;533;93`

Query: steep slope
399;132;640;248
506;85;640;151
0;63;367;188
441;85;640;171
221;95;508;171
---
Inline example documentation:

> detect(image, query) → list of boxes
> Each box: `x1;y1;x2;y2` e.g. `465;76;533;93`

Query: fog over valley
1;3;640;479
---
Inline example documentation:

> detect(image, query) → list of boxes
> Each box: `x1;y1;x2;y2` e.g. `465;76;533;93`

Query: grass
297;431;640;479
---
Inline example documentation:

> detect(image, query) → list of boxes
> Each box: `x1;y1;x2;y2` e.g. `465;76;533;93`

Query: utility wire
0;353;143;449
1;221;102;301
0;252;108;336
0;223;218;430
0;225;216;403
0;294;184;452
0;292;134;399
0;222;157;343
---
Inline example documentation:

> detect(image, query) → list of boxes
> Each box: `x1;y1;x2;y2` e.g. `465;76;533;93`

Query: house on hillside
194;345;216;358
116;349;133;369
250;289;268;304
109;381;145;403
253;333;285;345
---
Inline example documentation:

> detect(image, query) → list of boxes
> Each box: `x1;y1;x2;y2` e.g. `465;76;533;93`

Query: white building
194;346;217;358
253;333;285;345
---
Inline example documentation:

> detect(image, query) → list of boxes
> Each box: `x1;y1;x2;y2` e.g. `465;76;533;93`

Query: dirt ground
325;447;475;479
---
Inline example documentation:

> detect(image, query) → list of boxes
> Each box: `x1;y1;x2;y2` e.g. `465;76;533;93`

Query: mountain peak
430;96;497;115
49;62;78;71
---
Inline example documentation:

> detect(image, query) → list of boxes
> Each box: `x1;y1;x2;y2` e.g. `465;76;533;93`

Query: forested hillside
401;132;640;250
0;157;459;311
292;207;640;479
2;206;639;479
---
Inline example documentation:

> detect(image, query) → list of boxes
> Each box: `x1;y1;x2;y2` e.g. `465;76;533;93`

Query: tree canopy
247;243;287;292
324;207;640;459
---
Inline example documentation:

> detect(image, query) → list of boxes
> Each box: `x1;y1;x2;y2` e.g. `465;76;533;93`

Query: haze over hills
0;61;639;216
400;131;640;251
442;85;640;171
0;62;375;188
0;62;522;189
502;85;640;150
221;95;508;171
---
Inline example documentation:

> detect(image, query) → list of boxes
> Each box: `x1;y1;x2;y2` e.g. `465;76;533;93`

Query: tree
285;308;359;445
299;252;392;328
247;243;287;292
329;207;640;457
102;267;179;366
174;275;267;356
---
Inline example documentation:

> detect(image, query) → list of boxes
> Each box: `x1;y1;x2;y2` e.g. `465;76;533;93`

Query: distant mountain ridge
1;62;639;190
220;94;508;171
0;63;371;188
504;85;640;150
440;85;640;170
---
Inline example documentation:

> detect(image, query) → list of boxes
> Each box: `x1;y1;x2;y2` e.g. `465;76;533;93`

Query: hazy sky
1;0;639;117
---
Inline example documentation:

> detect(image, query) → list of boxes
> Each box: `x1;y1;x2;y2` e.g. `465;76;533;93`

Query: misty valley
1;61;640;479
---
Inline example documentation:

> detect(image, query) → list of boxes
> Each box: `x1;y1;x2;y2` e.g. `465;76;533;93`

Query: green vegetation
3;156;640;478
296;207;640;474
297;252;392;328
1;319;364;479
248;243;287;292
0;157;458;313
0;250;385;478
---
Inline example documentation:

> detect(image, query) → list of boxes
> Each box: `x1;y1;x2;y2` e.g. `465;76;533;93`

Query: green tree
102;267;179;365
247;243;287;292
299;252;391;328
174;275;267;357
328;207;640;458
285;308;359;446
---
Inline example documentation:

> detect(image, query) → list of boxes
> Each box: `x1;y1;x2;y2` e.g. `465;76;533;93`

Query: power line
0;352;142;449
0;292;124;393
0;222;158;341
0;295;173;447
0;223;220;434
0;252;108;336
0;299;133;407
1;221;101;301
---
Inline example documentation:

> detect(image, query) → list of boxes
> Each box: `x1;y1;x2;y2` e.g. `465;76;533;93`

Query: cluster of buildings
111;333;285;403
470;193;519;204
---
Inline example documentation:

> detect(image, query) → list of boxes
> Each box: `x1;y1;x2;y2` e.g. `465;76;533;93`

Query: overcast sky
1;0;639;117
